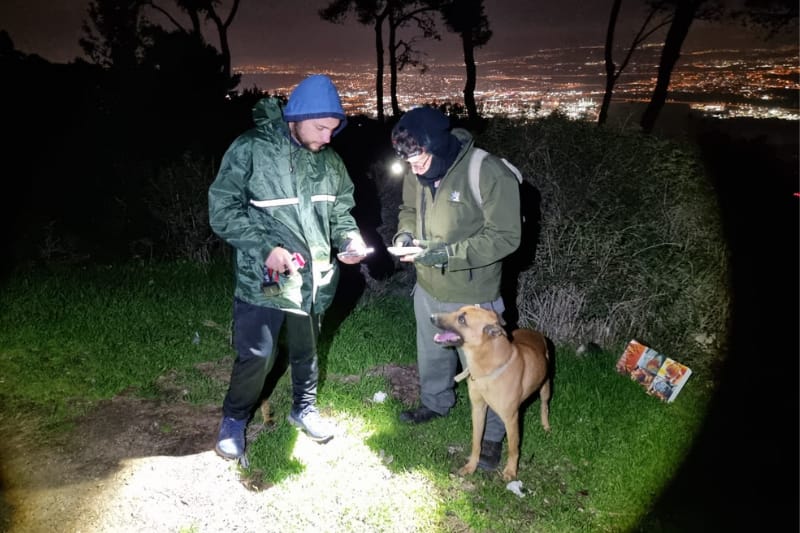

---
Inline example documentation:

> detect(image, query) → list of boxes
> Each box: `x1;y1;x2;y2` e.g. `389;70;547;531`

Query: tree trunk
206;0;240;89
374;22;385;122
461;33;479;123
598;0;623;126
640;0;698;134
208;13;231;81
388;18;401;118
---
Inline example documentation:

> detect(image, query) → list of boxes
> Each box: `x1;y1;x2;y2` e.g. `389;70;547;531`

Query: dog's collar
454;352;515;383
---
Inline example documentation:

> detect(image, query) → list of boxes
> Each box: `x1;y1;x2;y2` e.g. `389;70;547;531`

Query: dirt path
0;361;434;533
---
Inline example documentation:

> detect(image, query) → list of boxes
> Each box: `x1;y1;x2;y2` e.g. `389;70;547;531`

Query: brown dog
431;305;551;481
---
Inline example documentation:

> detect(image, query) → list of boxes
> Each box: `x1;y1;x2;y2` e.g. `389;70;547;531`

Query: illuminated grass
0;261;708;531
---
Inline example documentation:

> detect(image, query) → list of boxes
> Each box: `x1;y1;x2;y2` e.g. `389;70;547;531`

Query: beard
290;123;327;153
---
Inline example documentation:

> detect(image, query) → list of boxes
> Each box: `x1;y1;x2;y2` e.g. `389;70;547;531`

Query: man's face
406;150;433;175
291;117;341;152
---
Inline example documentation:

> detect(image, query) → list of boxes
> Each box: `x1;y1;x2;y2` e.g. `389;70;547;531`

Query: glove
414;240;449;267
393;232;414;248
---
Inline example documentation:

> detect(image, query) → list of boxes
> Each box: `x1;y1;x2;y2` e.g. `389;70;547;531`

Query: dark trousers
413;284;507;442
222;298;320;420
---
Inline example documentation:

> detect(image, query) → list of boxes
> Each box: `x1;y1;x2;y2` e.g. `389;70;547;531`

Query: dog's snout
430;313;448;328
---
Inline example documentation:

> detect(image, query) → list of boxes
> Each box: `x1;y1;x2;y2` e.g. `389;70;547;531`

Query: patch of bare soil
365;363;420;406
0;361;422;533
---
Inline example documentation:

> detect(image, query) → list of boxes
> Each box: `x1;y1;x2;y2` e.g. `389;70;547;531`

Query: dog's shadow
515;335;557;446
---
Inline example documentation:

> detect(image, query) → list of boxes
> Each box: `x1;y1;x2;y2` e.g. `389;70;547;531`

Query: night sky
1;0;792;67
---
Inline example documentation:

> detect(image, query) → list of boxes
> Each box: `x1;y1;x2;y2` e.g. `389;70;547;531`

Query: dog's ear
484;323;506;338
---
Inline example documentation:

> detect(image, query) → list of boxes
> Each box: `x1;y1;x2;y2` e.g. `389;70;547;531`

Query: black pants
222;298;320;420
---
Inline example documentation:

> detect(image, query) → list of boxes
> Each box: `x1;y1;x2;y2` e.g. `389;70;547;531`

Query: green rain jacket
395;128;521;303
208;97;361;315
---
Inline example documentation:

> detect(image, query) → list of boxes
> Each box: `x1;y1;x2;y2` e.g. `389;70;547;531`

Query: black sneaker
477;439;503;471
398;405;442;424
215;416;247;459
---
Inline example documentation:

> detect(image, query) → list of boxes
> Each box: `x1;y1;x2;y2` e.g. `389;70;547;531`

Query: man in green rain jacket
209;74;367;459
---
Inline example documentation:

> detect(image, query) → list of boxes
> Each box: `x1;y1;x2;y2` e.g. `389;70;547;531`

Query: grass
0;260;710;532
0;260;232;421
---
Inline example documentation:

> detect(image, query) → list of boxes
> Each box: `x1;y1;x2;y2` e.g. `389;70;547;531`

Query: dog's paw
458;462;478;476
503;464;517;481
501;467;518;482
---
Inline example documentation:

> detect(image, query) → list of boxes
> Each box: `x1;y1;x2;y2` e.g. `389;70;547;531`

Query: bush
142;151;225;263
474;116;729;372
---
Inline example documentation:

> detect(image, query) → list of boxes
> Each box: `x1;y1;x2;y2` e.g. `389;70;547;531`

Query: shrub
474;116;729;372
142;151;224;263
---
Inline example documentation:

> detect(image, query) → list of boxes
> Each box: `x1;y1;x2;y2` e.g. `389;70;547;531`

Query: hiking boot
477;439;503;471
288;406;335;443
215;416;247;459
398;405;442;424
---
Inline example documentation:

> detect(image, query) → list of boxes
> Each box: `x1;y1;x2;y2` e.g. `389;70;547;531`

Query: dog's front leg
459;387;487;476
501;411;520;481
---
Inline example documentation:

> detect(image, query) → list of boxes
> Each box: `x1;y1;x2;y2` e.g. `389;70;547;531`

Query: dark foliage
0;37;259;271
330;114;397;283
638;117;799;533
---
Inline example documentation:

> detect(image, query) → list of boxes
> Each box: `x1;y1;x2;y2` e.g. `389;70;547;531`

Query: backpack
466;147;536;252
467;148;523;208
467;147;540;330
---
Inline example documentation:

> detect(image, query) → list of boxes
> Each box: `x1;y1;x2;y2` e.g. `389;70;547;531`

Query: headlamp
394;148;423;160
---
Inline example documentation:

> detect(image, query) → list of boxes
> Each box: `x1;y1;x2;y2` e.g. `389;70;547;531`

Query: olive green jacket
208;97;361;314
395;128;521;303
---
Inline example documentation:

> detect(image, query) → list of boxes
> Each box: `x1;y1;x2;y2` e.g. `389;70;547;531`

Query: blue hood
283;74;347;135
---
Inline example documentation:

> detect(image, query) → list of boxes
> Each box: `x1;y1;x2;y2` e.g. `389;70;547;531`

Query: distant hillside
608;101;799;160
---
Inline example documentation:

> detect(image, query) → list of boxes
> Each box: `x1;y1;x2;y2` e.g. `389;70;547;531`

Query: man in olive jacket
209;74;367;460
391;106;521;471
